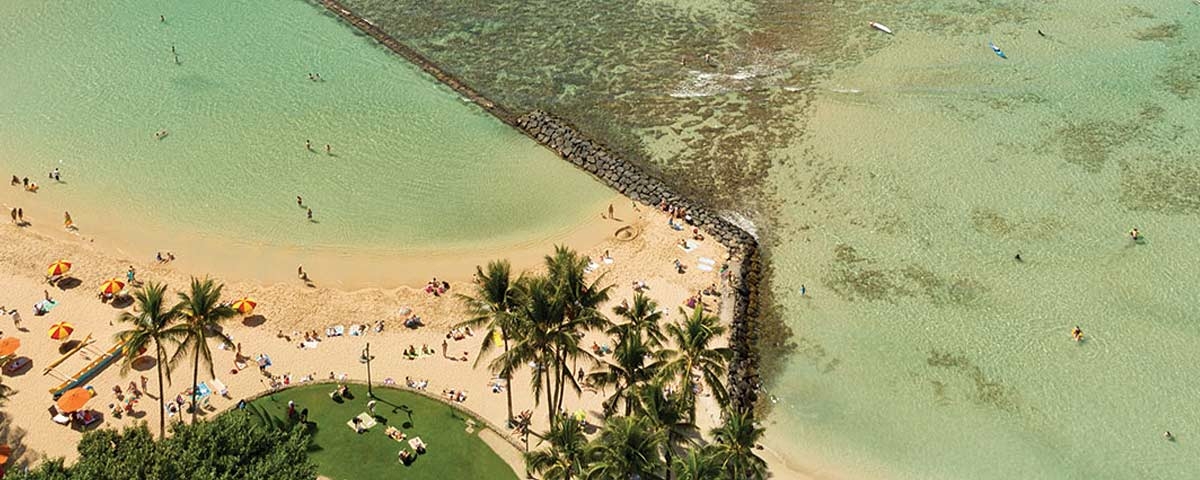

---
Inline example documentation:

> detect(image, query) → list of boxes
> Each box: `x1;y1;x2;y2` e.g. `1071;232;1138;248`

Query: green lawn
244;383;517;480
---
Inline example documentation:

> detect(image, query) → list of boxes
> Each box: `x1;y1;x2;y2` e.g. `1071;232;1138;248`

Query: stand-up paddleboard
869;22;893;35
989;41;1007;59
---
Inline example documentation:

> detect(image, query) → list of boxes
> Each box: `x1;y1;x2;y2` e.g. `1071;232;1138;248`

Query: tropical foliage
456;246;763;480
10;413;316;480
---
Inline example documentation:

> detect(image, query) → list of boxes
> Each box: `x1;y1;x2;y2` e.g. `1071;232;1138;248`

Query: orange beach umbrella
48;322;74;341
99;278;125;295
56;387;91;413
47;260;71;277
231;298;257;315
0;443;11;465
0;337;19;357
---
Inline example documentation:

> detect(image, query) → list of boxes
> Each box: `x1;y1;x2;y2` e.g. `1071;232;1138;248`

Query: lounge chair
210;379;229;398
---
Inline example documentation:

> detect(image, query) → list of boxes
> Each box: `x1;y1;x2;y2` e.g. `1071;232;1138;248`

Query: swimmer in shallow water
1071;326;1083;342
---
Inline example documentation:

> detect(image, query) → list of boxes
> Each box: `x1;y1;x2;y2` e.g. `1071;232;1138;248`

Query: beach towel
195;382;212;399
602;257;614;264
697;264;714;272
327;325;345;337
348;412;377;432
678;241;698;253
698;257;716;265
349;324;365;336
302;340;319;349
585;262;599;273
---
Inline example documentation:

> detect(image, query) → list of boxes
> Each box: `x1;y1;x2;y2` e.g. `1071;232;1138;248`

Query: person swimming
1037;29;1046;37
297;196;303;207
307;207;313;220
1071;326;1083;342
1164;431;1175;441
1129;228;1141;241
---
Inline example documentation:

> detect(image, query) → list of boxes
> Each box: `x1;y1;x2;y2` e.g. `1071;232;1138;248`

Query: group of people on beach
425;278;450;296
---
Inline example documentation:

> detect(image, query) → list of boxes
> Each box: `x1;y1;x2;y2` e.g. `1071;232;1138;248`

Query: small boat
869;22;893;35
989;41;1007;59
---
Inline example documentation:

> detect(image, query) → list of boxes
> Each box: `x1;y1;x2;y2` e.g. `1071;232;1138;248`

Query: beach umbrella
47;260;71;277
48;322;74;341
56;387;91;413
99;278;125;295
0;337;19;357
231;298;257;315
0;444;11;465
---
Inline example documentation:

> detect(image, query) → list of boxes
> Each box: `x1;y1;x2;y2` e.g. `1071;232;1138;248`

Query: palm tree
544;246;612;420
494;275;564;426
709;408;768;480
526;414;589;480
172;277;236;423
113;282;188;437
635;383;695;480
610;292;665;345
588;328;665;416
586;415;666;480
672;447;722;480
456;260;520;425
659;305;732;422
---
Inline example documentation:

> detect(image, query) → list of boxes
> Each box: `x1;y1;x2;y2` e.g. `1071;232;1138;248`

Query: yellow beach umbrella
99;278;125;295
47;260;72;277
231;298;257;315
48;322;74;341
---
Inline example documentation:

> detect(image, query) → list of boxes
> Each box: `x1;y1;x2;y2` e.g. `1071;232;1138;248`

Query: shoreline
0;184;619;290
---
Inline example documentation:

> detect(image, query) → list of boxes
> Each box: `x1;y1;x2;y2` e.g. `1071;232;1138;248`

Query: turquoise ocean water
0;0;611;258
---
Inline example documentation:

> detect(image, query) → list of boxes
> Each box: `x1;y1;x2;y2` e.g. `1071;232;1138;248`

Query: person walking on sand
9;208;15;224
298;265;305;278
17;208;23;223
608;203;614;219
441;339;448;357
63;211;73;229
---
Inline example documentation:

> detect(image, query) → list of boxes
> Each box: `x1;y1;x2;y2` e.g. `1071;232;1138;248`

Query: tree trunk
157;347;167;437
665;433;674;480
502;336;514;426
543;365;555;427
191;342;200;424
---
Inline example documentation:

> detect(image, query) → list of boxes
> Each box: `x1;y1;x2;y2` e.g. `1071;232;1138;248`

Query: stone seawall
316;0;764;416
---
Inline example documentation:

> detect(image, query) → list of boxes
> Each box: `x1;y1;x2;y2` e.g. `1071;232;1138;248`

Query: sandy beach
0;193;739;475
